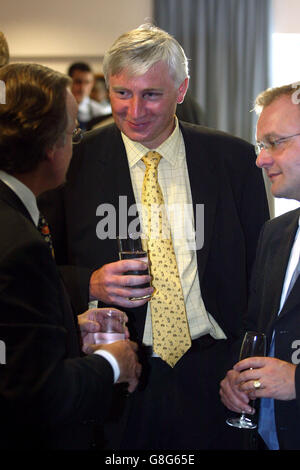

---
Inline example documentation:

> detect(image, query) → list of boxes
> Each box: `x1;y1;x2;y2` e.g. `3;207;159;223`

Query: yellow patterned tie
141;151;191;367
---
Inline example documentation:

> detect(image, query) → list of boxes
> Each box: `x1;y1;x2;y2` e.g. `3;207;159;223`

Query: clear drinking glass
117;233;151;300
226;331;267;429
93;309;126;344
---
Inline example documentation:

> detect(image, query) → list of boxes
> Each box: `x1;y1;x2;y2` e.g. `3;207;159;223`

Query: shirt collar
0;170;39;226
122;117;185;168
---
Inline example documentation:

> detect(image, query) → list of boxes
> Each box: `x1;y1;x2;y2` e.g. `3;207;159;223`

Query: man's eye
269;141;277;148
144;92;162;100
272;139;285;147
115;90;129;98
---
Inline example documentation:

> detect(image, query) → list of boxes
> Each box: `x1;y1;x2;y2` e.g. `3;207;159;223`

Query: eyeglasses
72;127;84;144
255;132;300;156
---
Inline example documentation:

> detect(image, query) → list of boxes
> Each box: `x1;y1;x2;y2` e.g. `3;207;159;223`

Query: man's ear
177;77;189;104
44;145;56;163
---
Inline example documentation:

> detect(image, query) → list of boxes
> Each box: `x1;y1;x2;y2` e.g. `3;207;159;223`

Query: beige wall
273;0;300;33
2;0;300;74
1;0;153;73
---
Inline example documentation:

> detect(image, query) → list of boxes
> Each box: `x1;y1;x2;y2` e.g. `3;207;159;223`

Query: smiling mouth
267;172;281;181
127;121;150;130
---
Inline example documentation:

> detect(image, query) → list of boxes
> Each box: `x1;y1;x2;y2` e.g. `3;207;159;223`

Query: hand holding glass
226;331;266;429
93;309;126;344
117;233;151;301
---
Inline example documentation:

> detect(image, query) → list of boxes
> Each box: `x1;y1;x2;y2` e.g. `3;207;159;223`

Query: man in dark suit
0;62;141;450
39;24;269;449
220;83;300;450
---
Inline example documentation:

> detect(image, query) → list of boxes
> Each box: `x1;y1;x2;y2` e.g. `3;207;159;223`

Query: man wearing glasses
220;83;300;450
0;63;141;450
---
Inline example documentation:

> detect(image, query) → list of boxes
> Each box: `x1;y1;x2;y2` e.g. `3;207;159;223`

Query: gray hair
102;23;189;88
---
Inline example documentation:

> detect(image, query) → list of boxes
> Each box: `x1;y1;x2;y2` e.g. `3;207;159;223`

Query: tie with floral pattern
38;214;55;258
141;151;191;367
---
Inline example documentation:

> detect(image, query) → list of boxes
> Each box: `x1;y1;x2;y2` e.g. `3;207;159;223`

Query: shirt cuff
93;349;120;383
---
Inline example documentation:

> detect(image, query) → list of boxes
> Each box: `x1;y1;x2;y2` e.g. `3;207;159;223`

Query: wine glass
226;331;266;429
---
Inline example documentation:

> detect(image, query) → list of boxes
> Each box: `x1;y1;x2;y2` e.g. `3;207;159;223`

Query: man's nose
256;148;274;169
128;96;144;119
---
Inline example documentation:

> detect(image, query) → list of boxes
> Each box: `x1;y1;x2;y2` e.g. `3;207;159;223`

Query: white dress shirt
78;96;111;123
121;118;226;346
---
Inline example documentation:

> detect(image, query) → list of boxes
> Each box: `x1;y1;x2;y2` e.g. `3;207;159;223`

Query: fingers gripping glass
255;132;300;156
226;331;266;430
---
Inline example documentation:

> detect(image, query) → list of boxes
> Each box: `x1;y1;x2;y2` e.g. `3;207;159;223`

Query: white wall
1;0;153;73
273;0;300;33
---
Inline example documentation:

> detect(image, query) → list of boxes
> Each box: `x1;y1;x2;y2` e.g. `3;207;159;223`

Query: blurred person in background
68;62;111;130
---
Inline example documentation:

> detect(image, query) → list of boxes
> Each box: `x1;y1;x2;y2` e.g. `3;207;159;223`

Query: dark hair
68;62;92;77
0;63;71;174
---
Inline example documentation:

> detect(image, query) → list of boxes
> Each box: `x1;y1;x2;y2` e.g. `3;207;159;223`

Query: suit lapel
265;212;300;334
277;213;300;321
92;125;137;234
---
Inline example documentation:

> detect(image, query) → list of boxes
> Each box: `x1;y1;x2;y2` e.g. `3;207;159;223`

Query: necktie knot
142;151;162;170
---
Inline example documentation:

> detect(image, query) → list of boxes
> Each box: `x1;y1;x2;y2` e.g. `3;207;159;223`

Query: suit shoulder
255;208;300;251
179;121;254;151
179;122;257;179
81;122;119;145
265;207;300;230
70;123;122;171
0;200;50;261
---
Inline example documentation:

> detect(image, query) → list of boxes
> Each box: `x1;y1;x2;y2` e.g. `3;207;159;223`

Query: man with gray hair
220;83;300;450
40;24;269;449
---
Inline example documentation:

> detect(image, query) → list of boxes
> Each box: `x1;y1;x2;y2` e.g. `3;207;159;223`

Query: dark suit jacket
245;208;300;450
0;180;114;450
39;121;269;346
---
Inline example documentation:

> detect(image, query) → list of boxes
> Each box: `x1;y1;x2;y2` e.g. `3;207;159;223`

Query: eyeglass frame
255;132;300;156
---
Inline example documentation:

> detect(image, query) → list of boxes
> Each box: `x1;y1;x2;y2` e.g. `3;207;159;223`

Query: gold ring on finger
253;380;261;390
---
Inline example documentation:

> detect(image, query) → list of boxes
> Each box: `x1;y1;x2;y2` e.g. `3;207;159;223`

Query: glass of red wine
226;331;266;429
117;232;151;300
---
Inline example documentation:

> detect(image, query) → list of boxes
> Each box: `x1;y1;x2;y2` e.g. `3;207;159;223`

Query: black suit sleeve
0;234;113;433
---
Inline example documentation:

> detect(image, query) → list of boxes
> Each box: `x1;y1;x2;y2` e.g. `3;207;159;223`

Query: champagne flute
226;331;266;429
